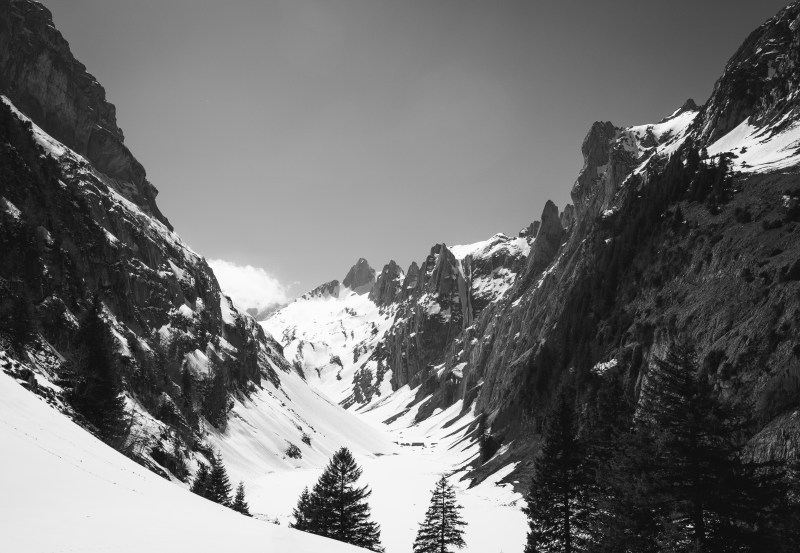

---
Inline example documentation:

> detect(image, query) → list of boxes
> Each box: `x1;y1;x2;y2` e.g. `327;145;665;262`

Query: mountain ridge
266;0;800;488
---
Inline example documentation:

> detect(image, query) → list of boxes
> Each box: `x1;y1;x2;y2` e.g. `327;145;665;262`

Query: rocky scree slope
0;0;328;481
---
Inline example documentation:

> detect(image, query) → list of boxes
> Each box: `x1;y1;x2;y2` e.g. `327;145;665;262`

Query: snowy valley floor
214;383;528;553
2;364;526;553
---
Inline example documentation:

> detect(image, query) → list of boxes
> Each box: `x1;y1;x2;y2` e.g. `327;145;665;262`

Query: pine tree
413;476;466;553
190;462;211;499
207;452;232;507
69;297;126;444
291;487;313;531
524;389;594;553
633;343;785;551
293;447;383;552
232;481;252;516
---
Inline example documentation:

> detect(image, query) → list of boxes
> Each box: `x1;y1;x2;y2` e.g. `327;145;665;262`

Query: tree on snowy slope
290;487;313;531
292;447;383;552
413;476;466;553
190;462;211;500
207;453;232;507
68;296;127;445
524;389;595;553
190;453;233;507
232;482;252;516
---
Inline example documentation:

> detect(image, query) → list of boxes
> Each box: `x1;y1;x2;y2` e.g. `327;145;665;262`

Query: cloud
208;259;288;312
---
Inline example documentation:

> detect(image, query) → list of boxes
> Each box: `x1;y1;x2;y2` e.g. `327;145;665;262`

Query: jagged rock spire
343;258;376;294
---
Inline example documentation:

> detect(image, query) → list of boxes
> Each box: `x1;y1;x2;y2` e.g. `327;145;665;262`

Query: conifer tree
413;476;466;553
207;452;232;507
232;481;252;516
290;487;313;531
292;447;383;552
524;389;594;553
69;297;126;444
190;462;211;499
635;343;783;551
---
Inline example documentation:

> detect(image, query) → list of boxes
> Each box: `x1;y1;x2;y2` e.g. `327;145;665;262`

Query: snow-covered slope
0;367;372;553
262;284;397;405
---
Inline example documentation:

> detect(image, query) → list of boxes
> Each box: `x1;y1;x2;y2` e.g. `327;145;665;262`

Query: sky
45;0;790;306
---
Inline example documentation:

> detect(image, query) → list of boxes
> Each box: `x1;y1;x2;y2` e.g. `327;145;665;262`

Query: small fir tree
290;487;312;531
190;462;211;499
232;481;252;516
413;476;466;553
207;453;232;507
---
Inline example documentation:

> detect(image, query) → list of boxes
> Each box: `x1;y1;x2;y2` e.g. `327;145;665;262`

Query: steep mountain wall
267;1;800;486
0;0;169;225
407;1;800;480
0;0;332;479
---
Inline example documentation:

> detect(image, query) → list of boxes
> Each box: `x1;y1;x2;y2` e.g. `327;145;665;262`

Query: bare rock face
519;220;540;239
571;121;636;225
0;2;296;471
381;1;800;477
0;0;170;227
402;261;421;298
369;260;404;306
342;258;376;294
696;3;800;145
300;280;340;300
526;200;565;276
560;204;575;233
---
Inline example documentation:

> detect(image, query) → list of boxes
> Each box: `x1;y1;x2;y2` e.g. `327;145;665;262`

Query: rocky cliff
0;0;308;479
342;258;376;294
265;1;800;487
406;1;800;483
0;0;169;226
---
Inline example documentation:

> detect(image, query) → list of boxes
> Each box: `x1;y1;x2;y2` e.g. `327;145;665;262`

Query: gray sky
46;0;789;304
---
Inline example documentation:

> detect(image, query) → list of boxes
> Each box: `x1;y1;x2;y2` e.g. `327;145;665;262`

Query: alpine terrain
2;1;800;552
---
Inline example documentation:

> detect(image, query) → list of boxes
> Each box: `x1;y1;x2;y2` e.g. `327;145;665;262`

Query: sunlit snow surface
262;288;397;403
707;115;800;173
215;381;527;553
0;371;370;553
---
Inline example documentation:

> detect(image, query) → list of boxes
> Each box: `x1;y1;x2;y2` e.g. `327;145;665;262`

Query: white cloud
208;259;288;312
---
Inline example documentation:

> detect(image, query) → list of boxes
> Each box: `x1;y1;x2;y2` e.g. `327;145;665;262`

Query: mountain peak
342;258;376;294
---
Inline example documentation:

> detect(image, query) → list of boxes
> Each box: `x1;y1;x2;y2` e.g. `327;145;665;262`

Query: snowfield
261;287;397;404
0;370;371;553
215;382;528;553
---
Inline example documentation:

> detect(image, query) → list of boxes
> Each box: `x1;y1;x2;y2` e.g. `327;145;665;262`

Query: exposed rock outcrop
0;0;170;227
300;280;341;300
526;200;565;276
369;260;404;306
342;258;376;294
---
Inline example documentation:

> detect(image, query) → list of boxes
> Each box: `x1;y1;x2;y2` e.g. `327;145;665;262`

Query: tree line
524;342;800;553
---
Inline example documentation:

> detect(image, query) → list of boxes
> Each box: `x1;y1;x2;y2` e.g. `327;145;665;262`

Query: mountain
265;0;800;488
0;0;392;510
4;0;800;551
0;4;527;552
